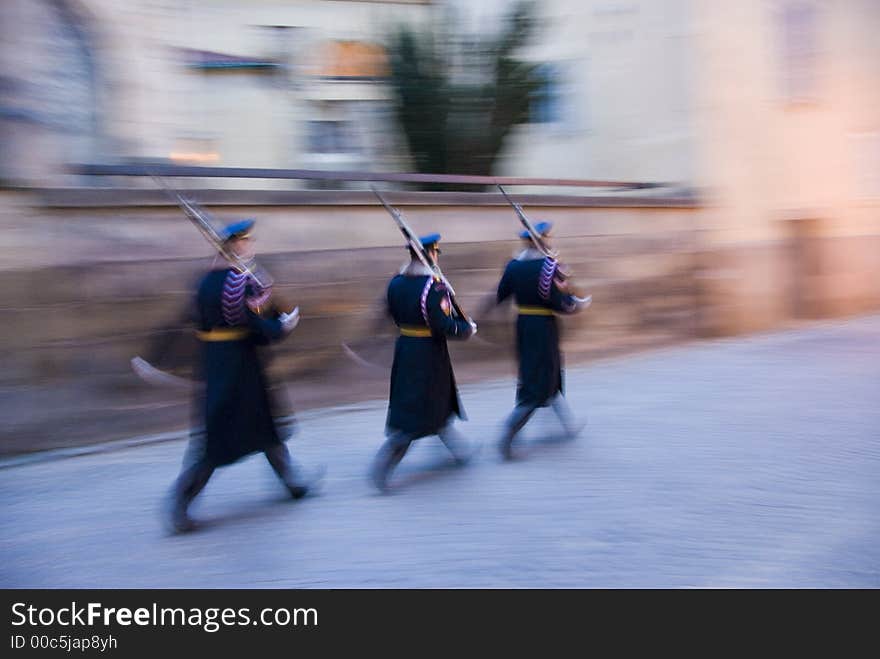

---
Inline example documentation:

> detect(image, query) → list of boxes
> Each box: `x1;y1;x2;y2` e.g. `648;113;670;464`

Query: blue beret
419;233;441;248
222;219;255;241
519;220;553;239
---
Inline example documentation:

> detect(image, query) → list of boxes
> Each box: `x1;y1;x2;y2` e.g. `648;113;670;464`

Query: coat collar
399;260;434;276
516;247;545;261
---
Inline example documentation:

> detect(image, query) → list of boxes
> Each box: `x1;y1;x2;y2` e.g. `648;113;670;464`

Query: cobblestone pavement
2;316;878;588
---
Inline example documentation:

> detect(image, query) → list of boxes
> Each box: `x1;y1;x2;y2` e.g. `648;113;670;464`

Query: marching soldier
370;233;478;493
166;218;321;533
492;221;590;460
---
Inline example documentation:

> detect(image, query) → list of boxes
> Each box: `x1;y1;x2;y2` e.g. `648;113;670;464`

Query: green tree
387;1;541;190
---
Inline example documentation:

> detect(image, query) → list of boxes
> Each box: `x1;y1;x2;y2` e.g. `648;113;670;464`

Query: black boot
265;444;323;500
168;495;196;533
287;464;326;499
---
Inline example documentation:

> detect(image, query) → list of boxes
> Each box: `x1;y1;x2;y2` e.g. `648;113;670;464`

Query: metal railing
71;162;673;192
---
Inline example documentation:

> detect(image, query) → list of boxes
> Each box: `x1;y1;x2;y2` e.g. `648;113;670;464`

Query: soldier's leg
264;442;320;500
370;431;412;493
438;423;476;465
179;427;207;471
551;394;586;439
498;403;537;460
167;457;215;533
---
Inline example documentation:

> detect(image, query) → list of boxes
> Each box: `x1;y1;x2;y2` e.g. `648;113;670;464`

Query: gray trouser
172;441;302;509
503;394;579;443
371;424;470;489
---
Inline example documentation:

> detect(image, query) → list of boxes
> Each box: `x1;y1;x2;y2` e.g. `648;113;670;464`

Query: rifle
498;183;581;282
497;184;558;260
371;186;468;320
497;185;591;303
151;174;274;290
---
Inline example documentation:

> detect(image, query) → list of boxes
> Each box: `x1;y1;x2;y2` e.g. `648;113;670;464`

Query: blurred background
1;0;879;457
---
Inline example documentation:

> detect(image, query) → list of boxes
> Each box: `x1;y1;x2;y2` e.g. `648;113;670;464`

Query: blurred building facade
0;0;435;186
2;0;878;199
690;1;880;324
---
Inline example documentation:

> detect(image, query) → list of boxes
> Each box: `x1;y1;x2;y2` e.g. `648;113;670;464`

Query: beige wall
497;0;698;190
692;0;880;243
687;0;880;331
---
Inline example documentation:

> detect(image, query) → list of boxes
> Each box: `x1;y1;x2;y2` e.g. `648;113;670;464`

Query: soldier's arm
373;289;394;331
496;262;514;305
245;307;286;344
471;263;512;322
548;275;588;315
143;298;197;368
426;282;474;340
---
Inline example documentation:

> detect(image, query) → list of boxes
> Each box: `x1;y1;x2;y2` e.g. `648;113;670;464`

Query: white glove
468;318;478;336
279;306;300;333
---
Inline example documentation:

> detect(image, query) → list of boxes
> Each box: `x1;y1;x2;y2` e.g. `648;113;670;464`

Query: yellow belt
399;325;432;337
517;306;554;316
196;327;250;341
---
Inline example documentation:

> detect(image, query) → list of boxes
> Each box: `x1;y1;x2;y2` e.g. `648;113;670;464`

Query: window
529;63;562;124
528;61;586;133
306;120;361;155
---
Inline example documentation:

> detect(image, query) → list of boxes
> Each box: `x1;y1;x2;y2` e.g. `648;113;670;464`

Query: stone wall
1;188;877;456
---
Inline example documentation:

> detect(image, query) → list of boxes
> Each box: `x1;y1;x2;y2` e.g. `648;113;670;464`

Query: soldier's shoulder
427;279;452;301
197;268;227;290
387;273;405;286
505;258;530;275
386;273;410;298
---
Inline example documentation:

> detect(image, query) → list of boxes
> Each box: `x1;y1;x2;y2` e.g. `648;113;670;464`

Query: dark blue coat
194;268;288;466
385;268;473;438
496;254;581;408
